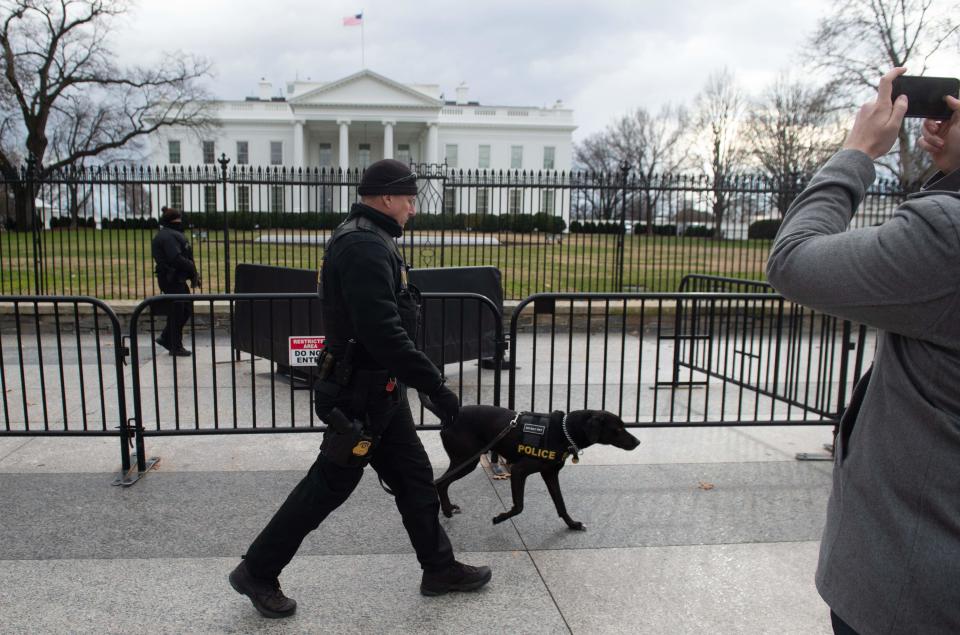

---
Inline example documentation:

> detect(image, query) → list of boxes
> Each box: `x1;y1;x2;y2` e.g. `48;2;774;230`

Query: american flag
343;13;363;26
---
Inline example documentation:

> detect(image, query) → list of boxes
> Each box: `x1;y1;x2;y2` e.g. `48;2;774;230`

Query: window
445;144;458;168
397;144;411;165
358;143;371;169
476;189;489;214
543;146;555;170
270;141;283;165
236;141;249;165
541;190;555;214
204;185;217;212
270;185;285;212
237;186;250;212
168;185;183;210
511;145;523;170
509;190;523;214
202;141;215;164
318;143;333;168
478;145;491;169
168;140;181;164
443;190;456;214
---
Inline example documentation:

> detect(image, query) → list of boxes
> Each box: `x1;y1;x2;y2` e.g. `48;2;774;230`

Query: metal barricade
0;296;135;482
126;292;505;473
508;292;873;427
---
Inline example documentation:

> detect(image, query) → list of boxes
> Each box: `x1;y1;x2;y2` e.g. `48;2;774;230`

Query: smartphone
891;75;959;119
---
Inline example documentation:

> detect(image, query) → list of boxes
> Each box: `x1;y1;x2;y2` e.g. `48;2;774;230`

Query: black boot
420;561;492;596
229;561;297;618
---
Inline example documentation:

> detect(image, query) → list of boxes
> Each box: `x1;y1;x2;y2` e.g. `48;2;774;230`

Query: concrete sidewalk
0;423;836;634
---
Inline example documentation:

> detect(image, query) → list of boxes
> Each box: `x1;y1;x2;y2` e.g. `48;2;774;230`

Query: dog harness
516;412;576;464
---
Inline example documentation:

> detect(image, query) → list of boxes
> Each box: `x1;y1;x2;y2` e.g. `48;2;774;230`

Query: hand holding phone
892;75;960;119
918;95;960;174
842;67;909;159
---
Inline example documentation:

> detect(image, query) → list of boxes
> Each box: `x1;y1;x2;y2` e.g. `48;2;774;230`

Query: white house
148;69;575;174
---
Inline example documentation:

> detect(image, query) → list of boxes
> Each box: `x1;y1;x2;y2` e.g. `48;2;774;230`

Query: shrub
533;213;566;234
480;214;500;232
682;224;713;238
652;224;677;236
511;214;536;233
748;218;782;240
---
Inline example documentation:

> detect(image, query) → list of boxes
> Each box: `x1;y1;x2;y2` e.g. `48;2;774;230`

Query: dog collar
560;413;581;464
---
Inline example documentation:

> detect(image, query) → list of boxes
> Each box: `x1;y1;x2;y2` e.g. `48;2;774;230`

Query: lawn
0;228;773;300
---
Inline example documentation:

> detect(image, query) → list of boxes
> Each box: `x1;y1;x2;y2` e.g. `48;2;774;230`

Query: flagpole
361;9;365;68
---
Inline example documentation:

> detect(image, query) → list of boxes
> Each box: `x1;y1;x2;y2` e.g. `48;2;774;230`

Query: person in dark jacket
767;68;960;635
229;160;491;619
151;206;199;356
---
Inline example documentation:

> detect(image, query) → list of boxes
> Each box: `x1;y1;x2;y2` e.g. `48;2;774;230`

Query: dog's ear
585;413;603;444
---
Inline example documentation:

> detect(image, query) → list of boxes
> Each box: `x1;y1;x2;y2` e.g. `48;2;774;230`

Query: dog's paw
566;521;586;531
441;504;461;518
492;513;508;525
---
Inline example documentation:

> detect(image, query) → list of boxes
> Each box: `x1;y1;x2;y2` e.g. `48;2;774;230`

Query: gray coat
767;149;960;634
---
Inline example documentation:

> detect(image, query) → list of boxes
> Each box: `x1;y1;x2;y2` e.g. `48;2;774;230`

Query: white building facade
148;70;575;174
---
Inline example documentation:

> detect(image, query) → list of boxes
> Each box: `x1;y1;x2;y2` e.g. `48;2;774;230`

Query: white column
382;121;395;160
338;119;351;211
293;120;305;169
337;119;351;168
426;122;439;164
293;120;305;212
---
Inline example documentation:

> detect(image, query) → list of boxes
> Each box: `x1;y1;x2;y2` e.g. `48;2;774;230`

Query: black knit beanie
160;206;182;223
357;159;418;196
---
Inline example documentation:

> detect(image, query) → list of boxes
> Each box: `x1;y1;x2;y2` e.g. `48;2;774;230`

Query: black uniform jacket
320;203;443;394
152;221;197;284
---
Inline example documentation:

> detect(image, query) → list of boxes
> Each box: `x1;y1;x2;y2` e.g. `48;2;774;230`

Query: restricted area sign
288;336;326;367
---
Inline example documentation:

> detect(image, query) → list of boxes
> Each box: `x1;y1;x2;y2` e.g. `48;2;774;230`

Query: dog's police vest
516;412;566;462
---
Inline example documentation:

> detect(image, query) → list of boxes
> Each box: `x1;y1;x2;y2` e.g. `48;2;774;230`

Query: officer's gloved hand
422;384;460;428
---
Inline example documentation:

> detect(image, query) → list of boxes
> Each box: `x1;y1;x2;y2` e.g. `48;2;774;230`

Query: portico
285;70;443;168
289;118;438;169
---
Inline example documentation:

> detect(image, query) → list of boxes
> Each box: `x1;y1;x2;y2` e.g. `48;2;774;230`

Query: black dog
435;405;640;530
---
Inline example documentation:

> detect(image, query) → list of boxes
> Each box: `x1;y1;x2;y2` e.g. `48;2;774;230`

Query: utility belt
314;341;398;468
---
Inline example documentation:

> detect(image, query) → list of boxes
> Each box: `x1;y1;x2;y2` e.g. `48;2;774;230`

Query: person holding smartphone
766;67;960;635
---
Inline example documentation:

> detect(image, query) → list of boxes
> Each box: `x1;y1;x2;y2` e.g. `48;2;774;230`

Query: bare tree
0;0;214;228
746;75;844;215
573;106;688;225
693;68;748;238
609;105;689;232
572;129;621;220
806;0;960;188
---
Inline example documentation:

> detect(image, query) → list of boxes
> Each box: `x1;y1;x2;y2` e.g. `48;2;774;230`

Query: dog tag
385;378;397;392
572;455;579;464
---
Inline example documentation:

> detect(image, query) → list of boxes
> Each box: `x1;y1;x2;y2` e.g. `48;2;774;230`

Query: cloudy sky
112;0;960;141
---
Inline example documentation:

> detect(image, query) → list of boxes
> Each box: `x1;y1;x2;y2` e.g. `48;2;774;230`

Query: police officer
229;160;491;619
152;206;199;356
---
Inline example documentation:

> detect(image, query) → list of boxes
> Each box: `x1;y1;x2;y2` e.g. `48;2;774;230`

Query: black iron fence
1;161;906;300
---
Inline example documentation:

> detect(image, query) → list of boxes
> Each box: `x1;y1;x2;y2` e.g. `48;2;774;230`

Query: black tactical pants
157;279;191;349
243;389;455;580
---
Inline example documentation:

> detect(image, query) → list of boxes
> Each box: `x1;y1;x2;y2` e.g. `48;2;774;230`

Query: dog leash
433;412;526;488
